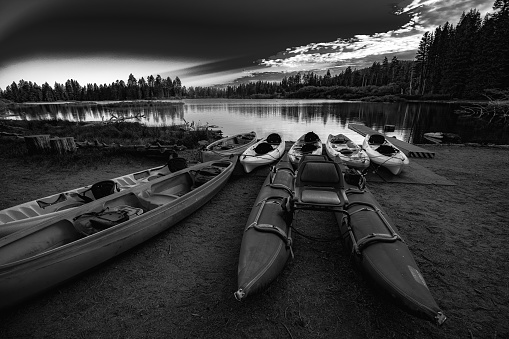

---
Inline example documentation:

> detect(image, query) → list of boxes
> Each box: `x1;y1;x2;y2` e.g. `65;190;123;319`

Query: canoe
239;133;285;173
201;131;257;162
0;158;236;309
287;132;323;169
423;132;461;143
0;163;181;237
337;166;446;325
235;152;294;300
362;133;409;175
325;133;370;170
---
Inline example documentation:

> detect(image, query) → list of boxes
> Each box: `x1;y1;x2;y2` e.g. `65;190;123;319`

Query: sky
0;0;496;90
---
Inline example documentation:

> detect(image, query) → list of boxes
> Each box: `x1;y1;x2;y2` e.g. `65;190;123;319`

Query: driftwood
49;137;77;154
0;131;24;138
75;140;187;157
24;135;51;154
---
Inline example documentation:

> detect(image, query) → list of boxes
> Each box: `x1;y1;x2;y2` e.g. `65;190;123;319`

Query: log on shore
50;137;77;154
24;135;51;154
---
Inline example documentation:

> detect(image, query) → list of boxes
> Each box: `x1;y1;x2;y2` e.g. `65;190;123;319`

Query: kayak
0;163;179;237
325;133;370;170
288;131;323;169
235;152;294;300
201;131;257;162
337;166;446;325
362;133;409;175
239;133;285;173
0;158;236;309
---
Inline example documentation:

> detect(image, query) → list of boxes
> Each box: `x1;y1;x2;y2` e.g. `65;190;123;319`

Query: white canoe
201;131;257;162
0;158;236;309
288;132;323;169
239;133;285;173
325;134;370;170
0;162;186;237
362;133;409;175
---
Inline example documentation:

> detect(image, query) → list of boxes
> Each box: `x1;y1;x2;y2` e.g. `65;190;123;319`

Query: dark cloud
0;0;410;70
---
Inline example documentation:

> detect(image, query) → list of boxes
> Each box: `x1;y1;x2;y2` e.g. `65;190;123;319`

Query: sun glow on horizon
0;56;203;89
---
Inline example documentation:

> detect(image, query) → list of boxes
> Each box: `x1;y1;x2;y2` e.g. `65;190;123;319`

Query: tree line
412;0;509;99
0;74;182;103
1;0;507;103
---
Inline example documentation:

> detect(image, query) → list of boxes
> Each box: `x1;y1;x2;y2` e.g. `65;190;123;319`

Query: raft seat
294;158;348;210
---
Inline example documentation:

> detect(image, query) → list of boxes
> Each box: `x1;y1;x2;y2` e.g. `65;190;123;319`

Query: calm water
4;99;505;144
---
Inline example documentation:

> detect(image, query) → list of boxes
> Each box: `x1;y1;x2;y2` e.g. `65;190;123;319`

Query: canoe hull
0;159;235;310
0;164;171;236
201;131;257;162
236;153;294;300
240;136;285;173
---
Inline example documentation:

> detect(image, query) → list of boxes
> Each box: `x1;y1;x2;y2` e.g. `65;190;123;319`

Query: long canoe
0;163;175;237
0;158;236;310
337;167;446;325
235;152;294;300
201;131;257;162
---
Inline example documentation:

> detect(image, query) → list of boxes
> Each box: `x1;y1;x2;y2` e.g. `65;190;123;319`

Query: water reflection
4;99;505;144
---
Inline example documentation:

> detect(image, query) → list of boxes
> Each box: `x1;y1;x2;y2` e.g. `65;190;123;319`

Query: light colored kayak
239;133;285;173
325;133;370;170
0;158;236;310
362;133;409;175
287;132;323;169
0;163;180;237
201;131;257;162
235;152;294;300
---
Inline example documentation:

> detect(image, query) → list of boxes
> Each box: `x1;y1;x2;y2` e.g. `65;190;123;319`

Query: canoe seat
167;154;188;172
294;157;348;210
91;180;119;199
137;191;179;210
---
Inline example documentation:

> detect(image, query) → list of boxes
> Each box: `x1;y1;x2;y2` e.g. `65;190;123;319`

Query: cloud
245;0;495;80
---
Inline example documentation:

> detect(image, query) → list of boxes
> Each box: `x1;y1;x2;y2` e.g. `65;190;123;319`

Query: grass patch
0;119;221;166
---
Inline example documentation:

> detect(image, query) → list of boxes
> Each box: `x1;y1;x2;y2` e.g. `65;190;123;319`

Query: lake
3;99;506;144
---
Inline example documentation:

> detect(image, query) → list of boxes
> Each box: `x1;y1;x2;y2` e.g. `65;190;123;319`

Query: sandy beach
0;143;508;339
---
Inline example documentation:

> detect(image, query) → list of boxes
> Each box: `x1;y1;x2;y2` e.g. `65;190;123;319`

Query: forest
1;0;508;103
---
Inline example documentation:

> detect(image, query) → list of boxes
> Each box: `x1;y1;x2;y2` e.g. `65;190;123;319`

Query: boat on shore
201;131;257;162
288;131;323;169
362;133;409;175
0;163;183;237
0;158;236;309
239;133;285;173
337;166;446;325
325;133;370;170
235;152;294;300
423;132;461;144
283;154;446;324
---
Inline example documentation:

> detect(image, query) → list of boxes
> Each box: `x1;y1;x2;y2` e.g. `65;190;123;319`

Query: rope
288;211;345;243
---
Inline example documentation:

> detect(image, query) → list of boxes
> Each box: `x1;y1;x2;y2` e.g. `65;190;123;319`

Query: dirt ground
0;143;508;339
